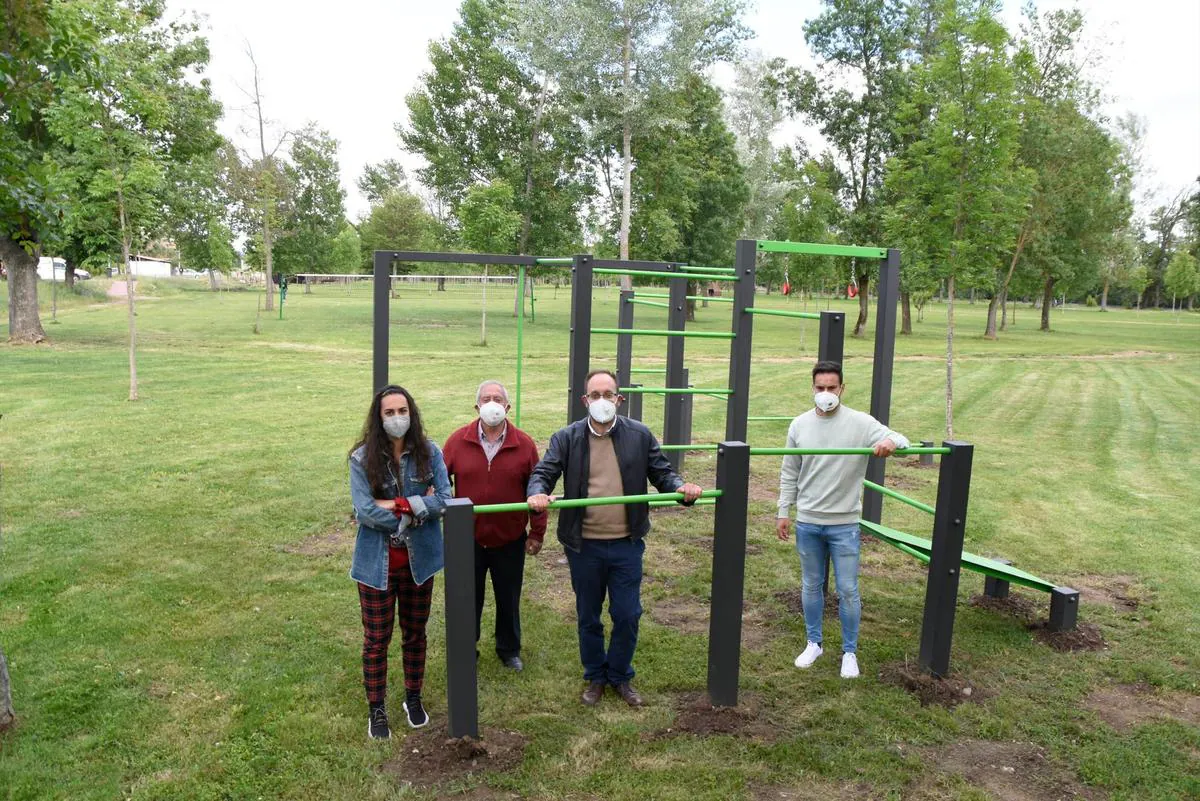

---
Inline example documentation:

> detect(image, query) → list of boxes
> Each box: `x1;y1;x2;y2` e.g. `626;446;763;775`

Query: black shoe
581;680;606;706
403;692;429;728
368;703;391;740
501;655;524;672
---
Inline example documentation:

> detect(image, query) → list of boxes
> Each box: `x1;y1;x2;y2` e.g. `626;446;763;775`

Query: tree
357;159;410;206
328;225;362;275
1164;251;1199;311
358;188;439;272
460;181;522;345
885;0;1031;437
726;55;787;240
764;147;843;297
273;126;347;276
1144;187;1197;308
515;0;748;277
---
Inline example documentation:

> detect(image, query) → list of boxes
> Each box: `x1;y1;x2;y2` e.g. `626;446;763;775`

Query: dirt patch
1084;682;1200;731
648;596;770;650
279;518;356;557
970;593;1040;621
770;587;843;618
878;662;987;708
924;739;1105;801
526;556;576;621
1028;621;1107;652
1072;574;1149;614
750;782;886;801
645;692;778;742
877;472;928;491
382;728;527;791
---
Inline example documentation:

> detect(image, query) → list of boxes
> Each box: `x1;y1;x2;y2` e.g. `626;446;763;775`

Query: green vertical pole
515;264;525;427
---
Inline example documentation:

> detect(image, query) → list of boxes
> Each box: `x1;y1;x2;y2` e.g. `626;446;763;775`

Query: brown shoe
581;681;606;706
614;682;644;707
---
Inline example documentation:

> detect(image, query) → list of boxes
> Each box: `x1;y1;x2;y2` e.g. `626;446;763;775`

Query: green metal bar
535;257;573;265
635;291;734;303
649;497;717;507
591;327;735;339
745;307;822;321
515;263;525;427
682;265;736;273
627;298;670;309
862;479;935;515
475;489;724;515
756;240;887;259
594;268;738;282
634;291;670;298
747;415;795;421
750;447;951;456
629;367;666;374
619;387;733;395
658;444;720;451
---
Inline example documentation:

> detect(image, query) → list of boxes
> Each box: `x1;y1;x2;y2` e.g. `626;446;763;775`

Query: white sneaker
794;642;823;668
840;652;860;679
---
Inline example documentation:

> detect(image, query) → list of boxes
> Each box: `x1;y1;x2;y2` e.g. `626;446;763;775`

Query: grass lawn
1;277;1198;800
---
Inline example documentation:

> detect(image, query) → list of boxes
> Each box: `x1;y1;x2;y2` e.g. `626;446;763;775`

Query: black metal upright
918;440;973;678
725;240;758;443
817;310;845;365
372;251;393;393
707;441;750;707
863;248;900;524
567;254;594;424
616;288;635;390
442;498;479;738
663;273;688;470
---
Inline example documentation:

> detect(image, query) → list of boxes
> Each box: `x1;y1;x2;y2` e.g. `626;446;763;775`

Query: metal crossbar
626;298;670;309
534;257;573;265
634;292;735;303
474;489;723;515
591;327;735;339
756;241;887;259
658;444;720;451
649;497;717;506
750;447;951;456
746;307;822;321
593;268;739;282
619;387;733;395
629;367;666;374
862;479;935;515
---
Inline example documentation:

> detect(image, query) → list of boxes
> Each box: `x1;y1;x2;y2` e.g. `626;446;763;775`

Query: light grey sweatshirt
776;405;909;525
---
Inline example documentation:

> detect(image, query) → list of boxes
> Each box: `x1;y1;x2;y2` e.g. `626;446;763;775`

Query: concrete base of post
1048;587;1080;632
919;440;935;467
984;559;1013;598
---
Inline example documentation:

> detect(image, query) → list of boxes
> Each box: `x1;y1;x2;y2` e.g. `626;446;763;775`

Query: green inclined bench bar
474;489;724;516
619;387;733;395
591;327;736;339
750;446;951;456
862;478;935;515
593;268;739;282
745;307;822;321
756;240;888;259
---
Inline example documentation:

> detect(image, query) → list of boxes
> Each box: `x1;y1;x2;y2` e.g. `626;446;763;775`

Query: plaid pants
357;563;434;704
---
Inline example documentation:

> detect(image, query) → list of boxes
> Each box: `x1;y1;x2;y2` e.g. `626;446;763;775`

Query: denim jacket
349;441;452;589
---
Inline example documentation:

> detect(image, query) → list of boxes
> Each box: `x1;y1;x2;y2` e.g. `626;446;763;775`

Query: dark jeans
475;534;527;660
566;537;644;685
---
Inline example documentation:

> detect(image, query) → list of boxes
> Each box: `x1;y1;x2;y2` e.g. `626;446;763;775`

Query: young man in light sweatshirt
775;360;909;679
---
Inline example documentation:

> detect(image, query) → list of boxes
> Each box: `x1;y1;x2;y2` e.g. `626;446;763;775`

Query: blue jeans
566;537;644;684
795;522;861;654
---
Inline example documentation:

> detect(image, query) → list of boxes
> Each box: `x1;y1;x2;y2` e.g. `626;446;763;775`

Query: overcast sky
167;0;1200;223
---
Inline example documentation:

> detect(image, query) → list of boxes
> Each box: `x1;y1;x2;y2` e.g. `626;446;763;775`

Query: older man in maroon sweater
443;380;547;672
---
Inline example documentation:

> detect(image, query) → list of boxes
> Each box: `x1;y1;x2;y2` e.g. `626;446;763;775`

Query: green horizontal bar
591;328;735;339
474;489;723;515
862;479;935;515
535;257;573;265
634;291;734;303
750;447;950;456
747;416;795;421
633;292;670;298
746;307;822;321
756;240;887;259
627;298;670;309
619;387;733;395
682;265;736;273
629;367;666;374
658;444;721;451
594;268;739;282
649;497;717;507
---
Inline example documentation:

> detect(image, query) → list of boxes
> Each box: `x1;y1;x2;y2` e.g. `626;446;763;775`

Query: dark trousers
566;537;644;685
357;563;433;704
475;534;527;660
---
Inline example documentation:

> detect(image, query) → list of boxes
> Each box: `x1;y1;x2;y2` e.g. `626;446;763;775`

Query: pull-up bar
745;307;822;321
626;298;670;309
619;387;733;395
750;447;951;456
474;488;724;515
535;257;574;265
658;443;720;452
629;367;666;374
591;327;735;339
635;291;735;303
594;268;740;282
756;241;887;259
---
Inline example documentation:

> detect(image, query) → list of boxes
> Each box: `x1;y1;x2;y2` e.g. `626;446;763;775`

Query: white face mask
814;391;840;413
478;401;507;427
383;415;411;439
588;398;617;424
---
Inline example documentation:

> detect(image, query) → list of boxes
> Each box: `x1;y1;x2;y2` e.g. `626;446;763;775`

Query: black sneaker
403;692;429;729
368;703;391;740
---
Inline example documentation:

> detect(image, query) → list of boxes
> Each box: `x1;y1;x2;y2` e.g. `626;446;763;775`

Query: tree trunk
118;187;139;401
0;644;13;731
1100;274;1110;311
208;269;219;291
1000;287;1009;331
685;279;697;322
65;260;77;291
1040;276;1054;331
945;274;955;439
262;210;275;311
852;269;869;336
984;290;1000;339
900;290;912;334
1;237;45;343
618;20;633;292
437;276;445;291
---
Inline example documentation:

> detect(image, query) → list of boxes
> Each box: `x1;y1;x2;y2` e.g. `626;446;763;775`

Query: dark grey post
817;310;845;365
863;249;900;524
567;255;594;424
442;498;479;738
372;251;393;393
707;441;750;707
627;383;643;422
663;274;688;470
918;440;973;678
725;240;758;442
920;440;936;467
1048;587;1080;632
983;559;1012;599
616;288;635;389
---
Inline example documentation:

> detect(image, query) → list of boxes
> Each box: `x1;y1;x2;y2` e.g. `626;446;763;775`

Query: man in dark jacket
444;380;547;672
527;369;702;707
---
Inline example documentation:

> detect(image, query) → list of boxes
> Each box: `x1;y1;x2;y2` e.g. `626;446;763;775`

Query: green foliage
328;225;361;275
357;188;438;272
1164;251;1199;303
762;147;843;292
459;180;522;253
356;159;409;206
273;126;348;274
